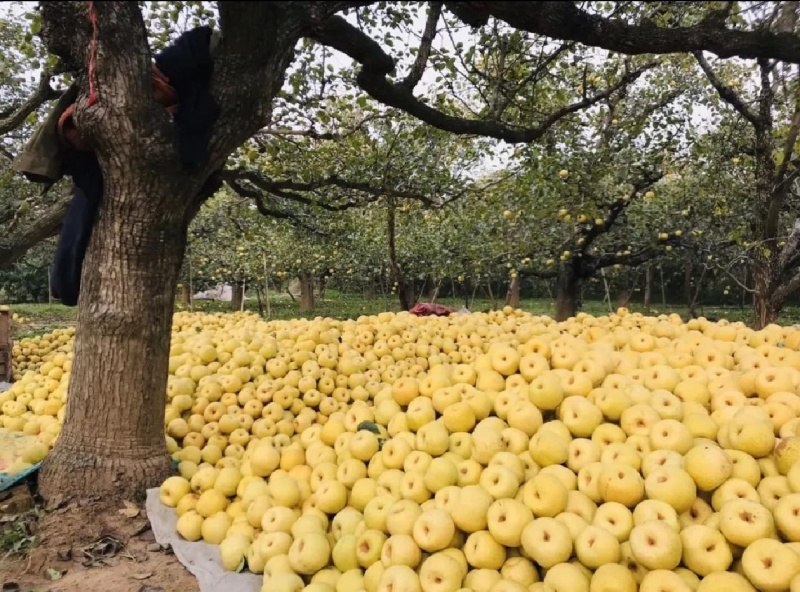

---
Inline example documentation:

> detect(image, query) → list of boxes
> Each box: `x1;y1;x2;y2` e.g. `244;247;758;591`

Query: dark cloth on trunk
50;152;102;306
155;25;219;169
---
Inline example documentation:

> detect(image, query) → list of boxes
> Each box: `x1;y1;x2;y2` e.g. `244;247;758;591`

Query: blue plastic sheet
0;461;41;492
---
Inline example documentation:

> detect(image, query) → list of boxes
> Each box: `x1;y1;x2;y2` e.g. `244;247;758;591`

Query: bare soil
1;485;199;592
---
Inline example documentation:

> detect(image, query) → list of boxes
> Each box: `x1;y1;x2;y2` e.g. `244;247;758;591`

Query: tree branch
257;113;386;142
525;268;559;280
0;68;59;135
221;169;446;209
309;15;657;143
592;246;662;271
0;191;71;270
574;170;664;256
223;178;329;235
445;1;800;64
777;218;800;277
401;2;442;91
772;265;800;307
776;67;800;185
693;51;761;127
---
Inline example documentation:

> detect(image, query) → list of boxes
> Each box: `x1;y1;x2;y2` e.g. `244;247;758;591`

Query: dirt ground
1;484;199;592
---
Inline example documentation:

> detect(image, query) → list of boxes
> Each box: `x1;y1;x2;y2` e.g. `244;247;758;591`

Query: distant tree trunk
231;281;244;312
555;262;581;321
178;284;190;305
387;199;415;311
505;275;520;308
299;274;314;311
753;267;780;328
486;282;497;310
684;251;693;310
750;124;781;328
254;284;265;317
318;276;326;300
689;264;710;319
643;264;653;314
364;280;376;300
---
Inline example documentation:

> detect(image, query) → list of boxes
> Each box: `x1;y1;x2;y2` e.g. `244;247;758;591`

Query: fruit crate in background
0;309;11;382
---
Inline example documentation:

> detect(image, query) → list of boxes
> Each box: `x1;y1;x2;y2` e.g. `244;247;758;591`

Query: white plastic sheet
145;488;261;592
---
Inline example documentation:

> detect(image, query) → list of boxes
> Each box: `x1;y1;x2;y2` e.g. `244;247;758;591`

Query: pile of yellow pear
10;327;74;381
145;308;800;592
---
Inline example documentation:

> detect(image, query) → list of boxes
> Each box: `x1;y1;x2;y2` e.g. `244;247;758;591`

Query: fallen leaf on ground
119;500;140;518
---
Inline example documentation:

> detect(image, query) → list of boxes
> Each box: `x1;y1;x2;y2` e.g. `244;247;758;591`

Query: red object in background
410;303;454;317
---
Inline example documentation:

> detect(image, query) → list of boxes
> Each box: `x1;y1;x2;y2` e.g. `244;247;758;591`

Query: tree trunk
643;264;653;314
299;274;314;311
684;251;694;313
178;284;190;305
386;199;415;311
38;176;189;500
254;283;265;317
230;281;244;312
505;275;520;308
32;1;304;507
555;263;581;321
753;266;780;328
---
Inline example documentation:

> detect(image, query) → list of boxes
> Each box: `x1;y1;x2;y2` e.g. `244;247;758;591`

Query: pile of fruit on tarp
3;308;800;591
0;428;48;491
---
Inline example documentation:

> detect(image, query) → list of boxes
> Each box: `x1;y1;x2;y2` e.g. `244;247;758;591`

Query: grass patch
0;510;39;557
6;291;799;330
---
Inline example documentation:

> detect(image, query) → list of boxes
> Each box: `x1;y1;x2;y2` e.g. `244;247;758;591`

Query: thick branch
221;169;445;209
309;15;656;143
693;52;761;127
257;113;386;142
401;2;442;91
0;69;59;135
209;3;305;167
772;263;800;307
576;171;663;255
445;1;800;64
777;218;800;277
776;69;800;185
0;192;71;270
224;178;328;235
